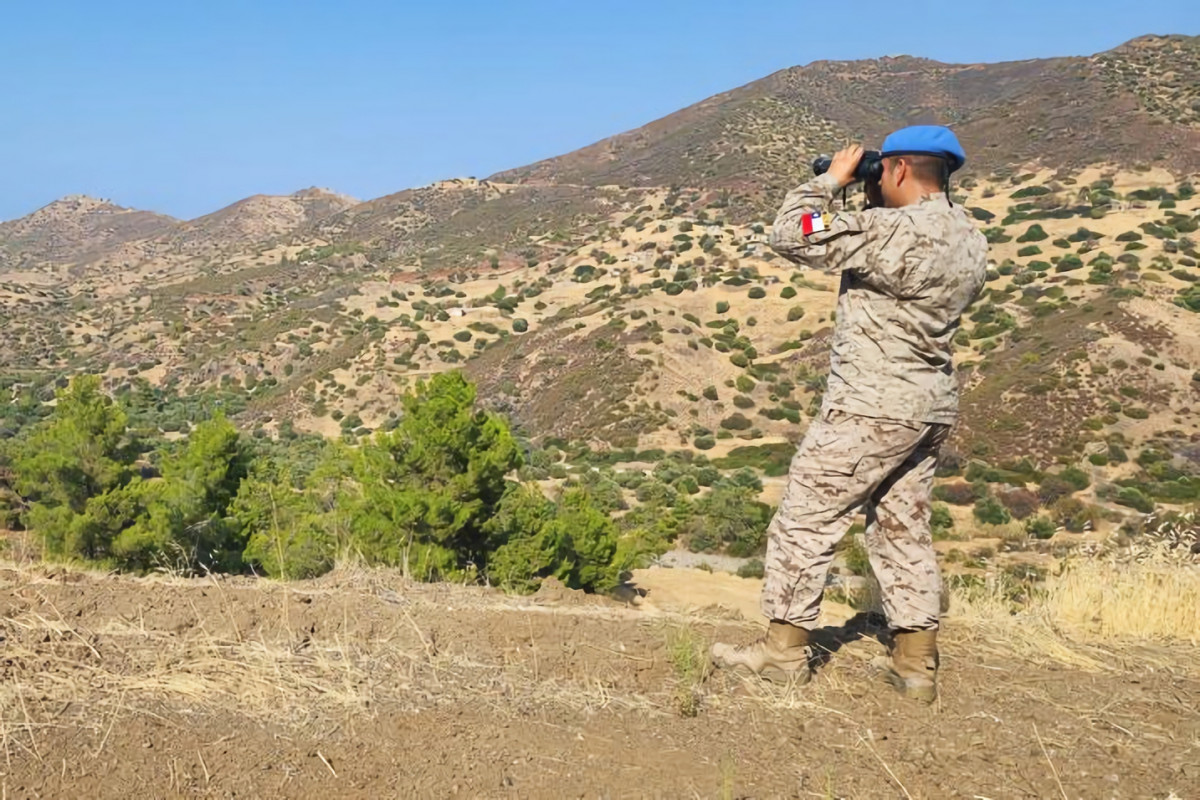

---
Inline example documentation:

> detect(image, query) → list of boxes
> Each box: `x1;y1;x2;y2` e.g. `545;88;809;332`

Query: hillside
2;33;1200;798
0;195;178;270
3;33;1200;570
493;34;1200;218
165;187;359;255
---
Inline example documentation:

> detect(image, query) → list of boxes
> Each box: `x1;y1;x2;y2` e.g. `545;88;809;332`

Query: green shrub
737;559;765;579
681;485;771;556
973;495;1012;526
711;443;795;477
930;502;954;535
512;318;529;333
1059;466;1090;491
694;434;716;451
1114;487;1154;513
486;486;635;593
780;286;797;299
453;330;472;342
237;463;334;579
1025;516;1056;540
1017;245;1042;258
787;305;805;322
1055;255;1084;273
729;352;750;368
984;227;1012;244
716;301;730;314
733;394;755;409
1017;224;1049;242
748;287;766;299
720;413;753;431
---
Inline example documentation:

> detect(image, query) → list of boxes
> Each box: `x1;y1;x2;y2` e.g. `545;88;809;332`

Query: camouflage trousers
761;408;950;631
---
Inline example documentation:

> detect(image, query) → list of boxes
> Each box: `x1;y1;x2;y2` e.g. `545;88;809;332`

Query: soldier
710;126;988;702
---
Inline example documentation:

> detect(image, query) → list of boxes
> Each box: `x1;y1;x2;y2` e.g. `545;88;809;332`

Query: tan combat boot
710;620;811;684
882;629;939;703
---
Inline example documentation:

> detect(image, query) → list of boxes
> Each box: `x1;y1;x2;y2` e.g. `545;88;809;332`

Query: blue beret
880;125;966;172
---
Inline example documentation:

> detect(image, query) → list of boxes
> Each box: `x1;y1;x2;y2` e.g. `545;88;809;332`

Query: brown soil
0;564;1196;799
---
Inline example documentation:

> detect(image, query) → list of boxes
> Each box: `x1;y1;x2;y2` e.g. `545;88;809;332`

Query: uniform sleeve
769;179;919;292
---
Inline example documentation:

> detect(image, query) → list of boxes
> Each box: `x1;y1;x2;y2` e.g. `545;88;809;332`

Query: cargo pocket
799;411;862;478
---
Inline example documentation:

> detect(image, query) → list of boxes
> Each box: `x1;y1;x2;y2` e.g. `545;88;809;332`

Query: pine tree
115;412;250;572
13;375;138;560
346;371;522;579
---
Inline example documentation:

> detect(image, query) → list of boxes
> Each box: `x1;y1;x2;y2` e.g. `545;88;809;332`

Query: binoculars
812;151;884;184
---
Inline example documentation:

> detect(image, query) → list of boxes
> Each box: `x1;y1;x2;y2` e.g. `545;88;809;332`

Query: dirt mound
0;563;1197;798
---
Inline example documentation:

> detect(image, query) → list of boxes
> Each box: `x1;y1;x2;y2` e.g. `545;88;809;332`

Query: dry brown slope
161;187;359;256
491;34;1200;215
0;195;179;269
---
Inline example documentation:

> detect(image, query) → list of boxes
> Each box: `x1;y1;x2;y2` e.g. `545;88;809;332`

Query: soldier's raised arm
769;179;908;276
768;145;899;274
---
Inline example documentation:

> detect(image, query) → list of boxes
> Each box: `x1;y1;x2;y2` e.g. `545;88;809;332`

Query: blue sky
2;1;1197;221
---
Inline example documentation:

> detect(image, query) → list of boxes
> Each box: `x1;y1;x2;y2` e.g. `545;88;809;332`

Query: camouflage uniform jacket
769;172;988;424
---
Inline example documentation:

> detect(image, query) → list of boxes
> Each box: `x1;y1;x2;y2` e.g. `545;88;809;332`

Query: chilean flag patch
800;211;826;236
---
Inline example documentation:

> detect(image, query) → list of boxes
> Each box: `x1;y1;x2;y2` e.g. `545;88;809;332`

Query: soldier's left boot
710;620;811;684
878;628;939;703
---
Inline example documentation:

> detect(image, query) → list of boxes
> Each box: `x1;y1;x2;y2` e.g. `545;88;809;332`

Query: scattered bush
720;413;753;431
973;495;1012;526
1114;486;1154;513
998;488;1039;520
1017;224;1049;242
933;481;978;506
1025;516;1056;540
737;559;765;579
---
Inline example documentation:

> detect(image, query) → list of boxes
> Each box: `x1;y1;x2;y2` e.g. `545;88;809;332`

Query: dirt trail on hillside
0;564;1196;799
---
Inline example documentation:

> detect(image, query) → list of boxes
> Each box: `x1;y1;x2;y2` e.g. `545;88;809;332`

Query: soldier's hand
828;144;864;189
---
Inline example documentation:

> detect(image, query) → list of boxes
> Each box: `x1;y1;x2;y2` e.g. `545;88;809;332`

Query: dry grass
0;559;680;763
1045;556;1200;644
665;624;709;717
948;553;1200;673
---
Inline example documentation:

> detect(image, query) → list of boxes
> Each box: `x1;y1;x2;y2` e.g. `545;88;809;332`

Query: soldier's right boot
710;620;812;684
882;629;939;703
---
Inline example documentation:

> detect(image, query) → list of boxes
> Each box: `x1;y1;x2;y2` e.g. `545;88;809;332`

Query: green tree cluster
5;373;654;594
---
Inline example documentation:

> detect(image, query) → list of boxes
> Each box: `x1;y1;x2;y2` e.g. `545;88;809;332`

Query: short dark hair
892;154;947;185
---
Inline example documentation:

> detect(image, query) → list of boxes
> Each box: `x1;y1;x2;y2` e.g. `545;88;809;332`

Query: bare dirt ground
0;563;1196;799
